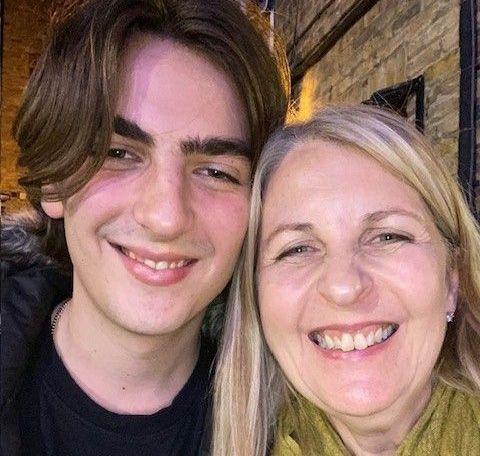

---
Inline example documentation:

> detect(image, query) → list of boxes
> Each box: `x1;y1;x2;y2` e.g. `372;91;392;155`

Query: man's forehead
118;36;236;104
114;35;250;160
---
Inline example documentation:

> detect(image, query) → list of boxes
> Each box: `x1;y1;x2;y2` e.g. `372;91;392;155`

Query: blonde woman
213;105;480;455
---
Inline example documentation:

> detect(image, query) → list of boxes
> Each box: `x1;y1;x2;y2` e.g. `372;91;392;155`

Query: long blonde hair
212;104;480;456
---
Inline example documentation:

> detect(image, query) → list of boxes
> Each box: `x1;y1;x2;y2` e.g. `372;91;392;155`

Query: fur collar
1;210;57;277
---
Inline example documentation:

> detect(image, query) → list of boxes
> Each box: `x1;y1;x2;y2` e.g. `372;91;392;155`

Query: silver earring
446;311;455;323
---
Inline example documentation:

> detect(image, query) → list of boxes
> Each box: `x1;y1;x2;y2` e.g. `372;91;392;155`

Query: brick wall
277;0;460;169
276;0;480;214
2;0;479;214
1;0;51;212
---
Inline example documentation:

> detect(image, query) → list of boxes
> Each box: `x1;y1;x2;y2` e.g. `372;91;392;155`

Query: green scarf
273;383;480;455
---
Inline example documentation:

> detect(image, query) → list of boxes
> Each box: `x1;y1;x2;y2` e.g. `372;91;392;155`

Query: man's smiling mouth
119;246;194;271
109;242;199;287
308;323;399;352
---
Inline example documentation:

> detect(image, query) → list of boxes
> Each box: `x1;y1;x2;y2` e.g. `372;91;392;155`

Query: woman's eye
372;232;412;244
276;245;312;261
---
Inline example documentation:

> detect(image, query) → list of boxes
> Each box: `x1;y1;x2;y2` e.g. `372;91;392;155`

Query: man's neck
326;383;432;456
53;296;203;415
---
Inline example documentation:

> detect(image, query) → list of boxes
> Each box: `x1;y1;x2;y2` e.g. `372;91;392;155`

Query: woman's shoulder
398;383;480;455
448;384;480;430
272;400;348;456
440;382;480;423
432;383;480;454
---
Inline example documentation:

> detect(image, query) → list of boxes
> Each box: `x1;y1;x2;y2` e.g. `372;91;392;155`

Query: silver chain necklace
51;300;70;335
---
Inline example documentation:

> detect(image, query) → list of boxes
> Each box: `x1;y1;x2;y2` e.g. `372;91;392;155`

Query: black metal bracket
364;75;425;131
458;0;477;216
290;0;380;87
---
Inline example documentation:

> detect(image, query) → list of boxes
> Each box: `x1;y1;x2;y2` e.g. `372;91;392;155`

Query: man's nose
316;254;373;308
132;166;193;240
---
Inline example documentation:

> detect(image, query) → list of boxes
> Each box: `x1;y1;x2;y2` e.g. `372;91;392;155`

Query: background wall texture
274;0;478;214
1;0;479;215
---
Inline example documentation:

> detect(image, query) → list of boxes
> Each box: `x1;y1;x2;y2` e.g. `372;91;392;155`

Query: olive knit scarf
272;383;480;455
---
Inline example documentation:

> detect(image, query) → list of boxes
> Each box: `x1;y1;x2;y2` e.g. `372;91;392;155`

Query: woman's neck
326;383;432;456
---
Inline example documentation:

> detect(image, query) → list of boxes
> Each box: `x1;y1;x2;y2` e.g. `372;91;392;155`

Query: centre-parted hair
13;0;290;269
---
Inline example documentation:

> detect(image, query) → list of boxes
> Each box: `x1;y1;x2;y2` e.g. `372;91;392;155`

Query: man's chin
109;305;207;339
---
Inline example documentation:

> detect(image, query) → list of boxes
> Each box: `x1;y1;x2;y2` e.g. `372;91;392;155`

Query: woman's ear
446;264;459;315
41;200;64;219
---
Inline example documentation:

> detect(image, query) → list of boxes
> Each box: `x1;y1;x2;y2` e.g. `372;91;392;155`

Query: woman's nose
316;255;373;308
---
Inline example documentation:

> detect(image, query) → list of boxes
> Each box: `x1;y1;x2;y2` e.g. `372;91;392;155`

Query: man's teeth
121;248;189;270
312;324;397;352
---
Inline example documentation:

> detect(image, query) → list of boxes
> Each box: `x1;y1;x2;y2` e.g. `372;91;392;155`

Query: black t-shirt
18;328;215;456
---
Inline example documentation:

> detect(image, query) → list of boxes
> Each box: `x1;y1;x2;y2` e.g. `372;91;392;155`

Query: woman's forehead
261;140;436;233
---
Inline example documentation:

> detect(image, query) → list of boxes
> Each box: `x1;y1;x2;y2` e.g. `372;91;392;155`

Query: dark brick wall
1;0;52;212
276;0;460;172
275;0;480;216
2;0;479;215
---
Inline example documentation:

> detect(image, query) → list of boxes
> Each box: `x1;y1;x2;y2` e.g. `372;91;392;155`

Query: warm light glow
287;70;318;123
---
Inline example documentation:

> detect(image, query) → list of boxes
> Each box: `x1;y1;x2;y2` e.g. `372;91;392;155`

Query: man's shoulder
1;211;72;417
1;209;72;319
1;210;72;339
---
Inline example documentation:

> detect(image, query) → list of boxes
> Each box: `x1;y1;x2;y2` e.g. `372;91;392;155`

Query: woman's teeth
310;324;398;352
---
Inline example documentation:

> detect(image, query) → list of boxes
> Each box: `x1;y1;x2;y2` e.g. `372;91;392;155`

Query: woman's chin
306;381;401;418
331;395;393;418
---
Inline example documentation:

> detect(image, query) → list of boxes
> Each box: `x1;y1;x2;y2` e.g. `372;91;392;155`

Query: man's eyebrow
362;208;426;225
263;223;314;248
181;137;250;159
113;116;155;146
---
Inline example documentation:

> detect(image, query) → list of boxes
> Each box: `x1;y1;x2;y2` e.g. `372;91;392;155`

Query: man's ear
41;200;64;219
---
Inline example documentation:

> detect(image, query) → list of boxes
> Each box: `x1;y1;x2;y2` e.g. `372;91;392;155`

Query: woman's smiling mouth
308;323;399;352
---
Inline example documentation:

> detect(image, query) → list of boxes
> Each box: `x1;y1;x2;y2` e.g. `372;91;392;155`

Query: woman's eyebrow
362;208;426;225
263;223;314;248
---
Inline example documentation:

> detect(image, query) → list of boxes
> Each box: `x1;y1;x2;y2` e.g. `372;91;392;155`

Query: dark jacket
1;211;221;456
1;212;72;455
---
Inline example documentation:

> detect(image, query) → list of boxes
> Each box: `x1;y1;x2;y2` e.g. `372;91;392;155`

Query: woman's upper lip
111;242;196;263
309;321;399;333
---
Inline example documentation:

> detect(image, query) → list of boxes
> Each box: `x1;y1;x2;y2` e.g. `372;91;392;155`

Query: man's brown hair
13;0;290;268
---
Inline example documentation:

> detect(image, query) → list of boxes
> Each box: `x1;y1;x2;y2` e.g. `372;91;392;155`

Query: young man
0;1;289;454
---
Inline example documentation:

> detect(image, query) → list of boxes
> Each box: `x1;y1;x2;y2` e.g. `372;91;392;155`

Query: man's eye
107;148;135;160
276;245;312;261
102;148;142;171
202;168;240;185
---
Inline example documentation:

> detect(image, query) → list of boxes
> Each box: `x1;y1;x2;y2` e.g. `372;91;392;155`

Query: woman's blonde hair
212;104;480;456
